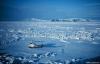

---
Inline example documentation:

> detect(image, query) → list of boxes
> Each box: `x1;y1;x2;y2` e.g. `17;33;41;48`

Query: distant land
0;18;100;22
24;18;100;22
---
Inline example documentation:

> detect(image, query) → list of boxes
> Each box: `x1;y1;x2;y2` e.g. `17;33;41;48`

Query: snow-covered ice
0;21;100;64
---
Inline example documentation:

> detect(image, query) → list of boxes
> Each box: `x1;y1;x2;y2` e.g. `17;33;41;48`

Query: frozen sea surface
0;21;100;63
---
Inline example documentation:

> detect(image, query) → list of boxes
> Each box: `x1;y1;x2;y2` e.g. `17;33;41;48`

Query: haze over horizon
0;0;100;21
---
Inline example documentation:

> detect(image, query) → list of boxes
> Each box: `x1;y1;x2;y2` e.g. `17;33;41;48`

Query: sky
0;0;100;21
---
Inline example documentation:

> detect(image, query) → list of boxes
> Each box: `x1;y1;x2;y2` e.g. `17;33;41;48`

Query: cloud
85;3;100;6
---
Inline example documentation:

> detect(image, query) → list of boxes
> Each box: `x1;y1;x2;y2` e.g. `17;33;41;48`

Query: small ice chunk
45;52;51;57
